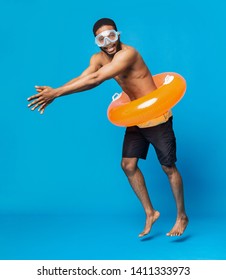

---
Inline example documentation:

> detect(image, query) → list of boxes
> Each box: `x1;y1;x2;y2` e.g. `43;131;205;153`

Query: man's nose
104;37;111;46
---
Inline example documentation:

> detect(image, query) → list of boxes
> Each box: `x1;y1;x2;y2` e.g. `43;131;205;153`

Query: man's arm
57;48;137;95
27;48;137;113
28;54;102;113
62;55;102;86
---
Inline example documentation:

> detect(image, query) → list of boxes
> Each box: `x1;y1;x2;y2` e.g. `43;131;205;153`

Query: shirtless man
27;18;188;237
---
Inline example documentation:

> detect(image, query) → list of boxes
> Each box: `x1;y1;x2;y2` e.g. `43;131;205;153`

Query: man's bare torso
96;43;157;101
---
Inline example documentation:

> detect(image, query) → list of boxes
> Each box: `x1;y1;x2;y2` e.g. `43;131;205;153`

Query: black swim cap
93;18;117;35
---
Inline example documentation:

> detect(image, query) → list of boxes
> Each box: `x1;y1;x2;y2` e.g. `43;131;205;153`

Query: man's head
93;18;121;56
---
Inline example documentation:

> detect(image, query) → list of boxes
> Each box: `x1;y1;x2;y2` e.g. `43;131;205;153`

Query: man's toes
167;231;177;236
139;231;148;238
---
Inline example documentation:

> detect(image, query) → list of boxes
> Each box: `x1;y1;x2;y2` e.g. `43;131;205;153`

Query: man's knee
161;164;177;177
121;158;138;176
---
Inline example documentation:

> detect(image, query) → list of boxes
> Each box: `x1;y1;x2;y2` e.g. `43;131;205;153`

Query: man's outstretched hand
27;86;57;114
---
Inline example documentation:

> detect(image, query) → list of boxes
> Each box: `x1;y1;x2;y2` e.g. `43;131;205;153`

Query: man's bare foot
139;210;160;238
166;215;189;236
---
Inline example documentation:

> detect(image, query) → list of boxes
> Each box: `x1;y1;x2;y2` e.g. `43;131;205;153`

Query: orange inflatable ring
107;72;186;127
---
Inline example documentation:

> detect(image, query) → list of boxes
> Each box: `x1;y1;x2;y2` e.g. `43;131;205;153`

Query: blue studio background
0;0;226;260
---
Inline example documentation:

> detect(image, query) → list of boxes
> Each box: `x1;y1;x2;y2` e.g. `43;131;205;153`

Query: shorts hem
122;154;147;160
160;159;177;167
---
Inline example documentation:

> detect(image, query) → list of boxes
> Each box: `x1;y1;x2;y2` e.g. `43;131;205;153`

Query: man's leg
121;157;160;237
161;164;189;236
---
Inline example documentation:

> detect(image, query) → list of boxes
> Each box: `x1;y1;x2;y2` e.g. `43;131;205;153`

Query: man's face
95;25;120;56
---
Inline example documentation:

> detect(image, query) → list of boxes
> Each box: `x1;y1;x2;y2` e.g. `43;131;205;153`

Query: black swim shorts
122;117;177;167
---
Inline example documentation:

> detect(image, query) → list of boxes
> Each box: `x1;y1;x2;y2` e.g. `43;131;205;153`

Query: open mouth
104;44;116;53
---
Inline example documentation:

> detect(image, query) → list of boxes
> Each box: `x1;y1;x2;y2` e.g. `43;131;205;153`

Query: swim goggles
95;30;120;47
